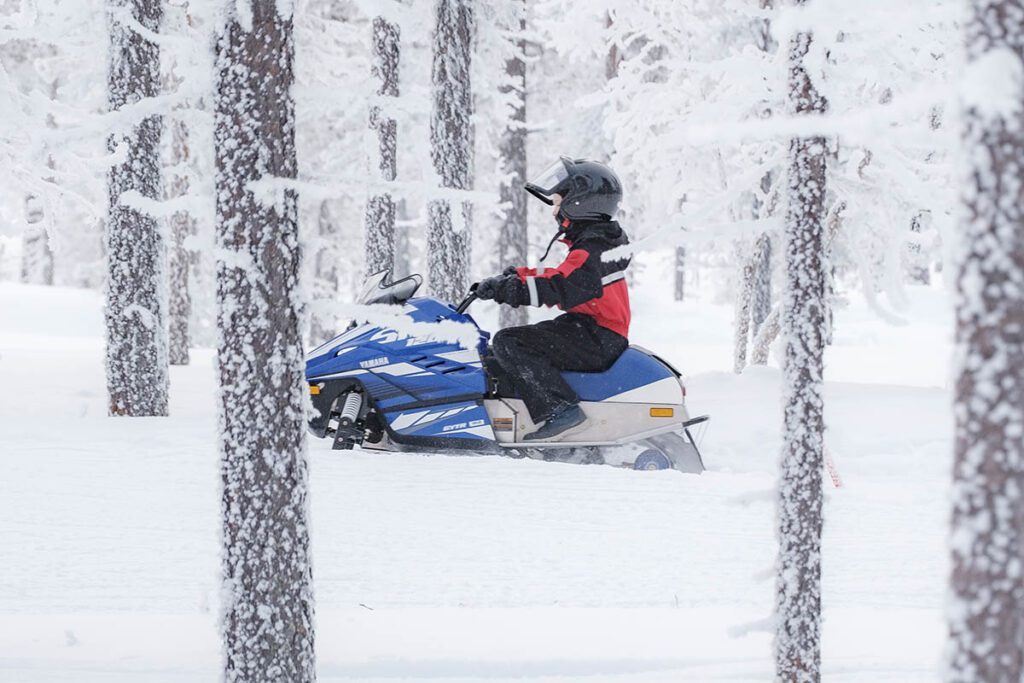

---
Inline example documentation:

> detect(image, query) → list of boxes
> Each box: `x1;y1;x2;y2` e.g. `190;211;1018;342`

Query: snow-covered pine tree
428;0;474;304
497;0;528;328
365;16;399;276
105;0;169;416
214;2;315;680
948;2;1024;680
775;8;828;682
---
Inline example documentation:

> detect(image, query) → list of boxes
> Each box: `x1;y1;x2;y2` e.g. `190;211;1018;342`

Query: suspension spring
338;391;363;427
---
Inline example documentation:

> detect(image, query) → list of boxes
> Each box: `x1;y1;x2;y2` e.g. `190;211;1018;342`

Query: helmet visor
524;158;571;205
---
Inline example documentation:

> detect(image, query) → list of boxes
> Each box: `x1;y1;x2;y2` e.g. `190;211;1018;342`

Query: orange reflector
309;385;321;395
650;407;674;418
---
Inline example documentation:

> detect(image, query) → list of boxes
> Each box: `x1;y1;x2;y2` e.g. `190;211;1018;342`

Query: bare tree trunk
365;17;399;276
906;212;931;285
605;10;620;83
428;0;474;304
498;0;528;329
751;304;781;365
21;77;58;286
215;2;315;680
733;241;755;374
163;2;193;366
167;116;193;366
105;0;168;417
674;246;686;301
947;2;1024;680
751;234;772;336
751;1;776;337
20;193;53;285
393;198;411;278
775;12;827;682
311;200;340;345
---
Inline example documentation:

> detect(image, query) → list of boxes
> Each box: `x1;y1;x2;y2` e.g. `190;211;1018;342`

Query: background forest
3;0;1022;682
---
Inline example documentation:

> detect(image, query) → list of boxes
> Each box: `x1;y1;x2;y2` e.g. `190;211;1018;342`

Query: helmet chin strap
539;214;572;262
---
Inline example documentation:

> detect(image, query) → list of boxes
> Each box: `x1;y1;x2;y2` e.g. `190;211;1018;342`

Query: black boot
524;405;587;441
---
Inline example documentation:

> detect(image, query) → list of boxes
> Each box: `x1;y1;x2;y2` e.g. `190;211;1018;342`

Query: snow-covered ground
0;280;952;682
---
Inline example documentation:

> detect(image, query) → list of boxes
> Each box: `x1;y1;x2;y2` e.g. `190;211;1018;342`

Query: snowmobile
305;271;709;472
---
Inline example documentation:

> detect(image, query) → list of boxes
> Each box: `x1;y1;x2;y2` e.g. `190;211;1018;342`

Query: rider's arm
496;247;603;309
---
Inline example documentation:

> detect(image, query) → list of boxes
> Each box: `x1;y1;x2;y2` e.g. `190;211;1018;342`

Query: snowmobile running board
496;418;710;450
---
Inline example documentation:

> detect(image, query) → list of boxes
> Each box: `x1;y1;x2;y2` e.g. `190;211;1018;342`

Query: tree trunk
733;241;755;374
167;116;193;366
428;0;474;304
20;193;54;285
775;14;828;683
906;212;931;285
365;17;399;277
311;200;340;345
21;77;59;287
393;198;411;279
498;1;528;329
751;234;773;336
214;3;315;681
105;0;168;417
674;246;686;301
948;2;1024;680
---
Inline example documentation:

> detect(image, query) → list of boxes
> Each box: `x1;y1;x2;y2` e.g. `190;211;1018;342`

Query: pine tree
775;8;828;681
365;16;399;276
105;0;168;416
215;2;315;680
428;0;474;304
948;2;1024;679
497;0;528;329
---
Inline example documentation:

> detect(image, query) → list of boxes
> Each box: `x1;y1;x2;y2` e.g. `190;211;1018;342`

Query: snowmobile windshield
525;158;571;205
357;271;423;306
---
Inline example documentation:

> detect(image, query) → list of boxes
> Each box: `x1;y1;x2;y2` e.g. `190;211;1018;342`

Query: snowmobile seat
484;346;678;403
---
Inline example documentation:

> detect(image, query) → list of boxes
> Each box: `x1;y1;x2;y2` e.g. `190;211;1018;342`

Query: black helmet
525;156;622;221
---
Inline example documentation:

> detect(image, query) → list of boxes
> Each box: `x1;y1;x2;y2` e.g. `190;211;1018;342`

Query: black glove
502;266;519;277
474;276;505;301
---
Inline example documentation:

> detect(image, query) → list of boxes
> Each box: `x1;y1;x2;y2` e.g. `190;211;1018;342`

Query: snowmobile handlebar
455;290;478;314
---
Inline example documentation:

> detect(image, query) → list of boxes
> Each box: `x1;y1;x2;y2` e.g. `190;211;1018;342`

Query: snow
961;47;1024;122
0;280;954;681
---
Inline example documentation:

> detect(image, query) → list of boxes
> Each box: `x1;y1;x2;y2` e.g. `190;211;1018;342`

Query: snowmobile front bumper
306;378;360;438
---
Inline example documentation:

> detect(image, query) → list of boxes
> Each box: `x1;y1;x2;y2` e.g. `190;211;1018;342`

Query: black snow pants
489;313;628;422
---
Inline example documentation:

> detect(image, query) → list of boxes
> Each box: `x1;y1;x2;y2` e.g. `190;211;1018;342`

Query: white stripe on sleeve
526;276;539;307
601;271;625;285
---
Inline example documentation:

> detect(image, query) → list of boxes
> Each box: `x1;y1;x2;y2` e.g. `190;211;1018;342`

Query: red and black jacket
491;220;631;338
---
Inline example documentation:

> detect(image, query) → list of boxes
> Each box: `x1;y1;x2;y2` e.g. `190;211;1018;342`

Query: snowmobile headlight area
309;384;322;395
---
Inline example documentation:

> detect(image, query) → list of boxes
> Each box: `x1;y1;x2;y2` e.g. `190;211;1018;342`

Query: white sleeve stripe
526;276;539;307
601;271;626;285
